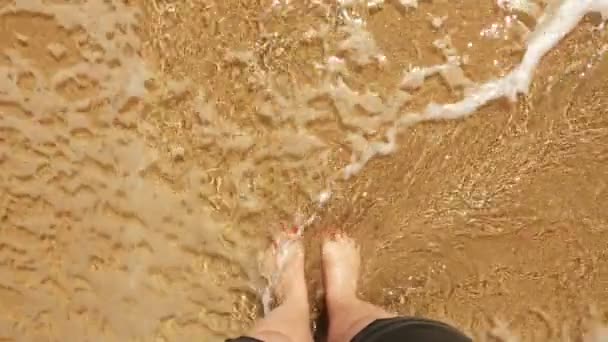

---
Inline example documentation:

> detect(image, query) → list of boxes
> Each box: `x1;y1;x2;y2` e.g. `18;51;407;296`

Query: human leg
229;241;313;342
322;234;394;342
322;234;471;342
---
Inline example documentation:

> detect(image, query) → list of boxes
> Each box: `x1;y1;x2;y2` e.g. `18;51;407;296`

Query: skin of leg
248;241;313;342
323;234;395;342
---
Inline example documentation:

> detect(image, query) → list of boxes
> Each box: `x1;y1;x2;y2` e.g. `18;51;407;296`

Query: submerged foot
252;240;311;342
322;233;361;303
259;230;308;310
322;233;393;342
275;240;307;305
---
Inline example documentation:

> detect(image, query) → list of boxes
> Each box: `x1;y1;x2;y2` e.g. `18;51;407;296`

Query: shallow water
0;0;607;341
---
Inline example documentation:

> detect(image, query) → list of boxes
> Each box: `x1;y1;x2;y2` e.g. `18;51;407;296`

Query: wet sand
0;0;607;341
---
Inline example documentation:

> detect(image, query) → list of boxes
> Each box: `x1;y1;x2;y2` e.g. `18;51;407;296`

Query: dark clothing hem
228;316;471;342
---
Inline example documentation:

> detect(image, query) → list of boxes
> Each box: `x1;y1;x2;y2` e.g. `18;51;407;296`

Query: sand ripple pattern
0;1;259;340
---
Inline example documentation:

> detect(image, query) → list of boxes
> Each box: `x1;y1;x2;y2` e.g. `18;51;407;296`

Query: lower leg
322;234;395;342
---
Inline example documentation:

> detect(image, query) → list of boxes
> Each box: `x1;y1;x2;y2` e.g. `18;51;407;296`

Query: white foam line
345;0;608;179
261;0;608;315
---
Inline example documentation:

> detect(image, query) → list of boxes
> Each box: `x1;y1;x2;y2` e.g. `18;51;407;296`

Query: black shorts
227;317;471;341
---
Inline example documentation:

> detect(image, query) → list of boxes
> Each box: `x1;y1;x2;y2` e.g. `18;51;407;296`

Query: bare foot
322;233;361;305
250;240;312;342
322;233;394;342
275;240;308;305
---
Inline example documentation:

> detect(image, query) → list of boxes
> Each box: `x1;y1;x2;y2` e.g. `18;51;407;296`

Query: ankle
325;290;358;318
325;280;357;305
280;294;309;311
326;297;395;342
